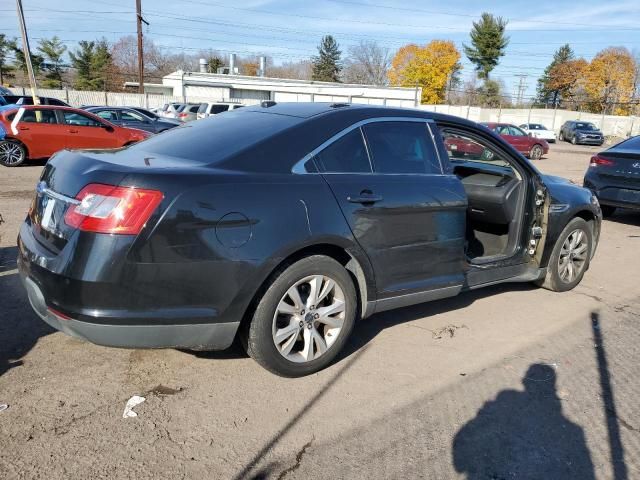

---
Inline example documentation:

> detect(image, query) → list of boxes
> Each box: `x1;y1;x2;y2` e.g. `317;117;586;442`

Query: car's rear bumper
17;235;240;351
584;174;640;210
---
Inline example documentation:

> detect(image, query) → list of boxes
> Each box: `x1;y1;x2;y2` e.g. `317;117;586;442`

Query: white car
197;102;244;120
520;123;556;143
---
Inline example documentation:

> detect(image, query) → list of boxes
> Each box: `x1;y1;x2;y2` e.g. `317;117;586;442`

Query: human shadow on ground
452;362;596;480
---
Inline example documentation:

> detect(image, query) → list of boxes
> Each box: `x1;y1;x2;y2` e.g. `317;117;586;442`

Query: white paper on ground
122;395;146;418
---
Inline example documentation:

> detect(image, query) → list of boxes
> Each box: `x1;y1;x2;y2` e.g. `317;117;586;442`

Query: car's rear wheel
246;255;357;377
0;140;26;167
529;144;543;160
600;205;616;217
535;217;592;292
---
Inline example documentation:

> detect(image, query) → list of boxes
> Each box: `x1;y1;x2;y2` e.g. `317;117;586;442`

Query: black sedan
83;106;180;134
18;103;601;377
583;135;640;216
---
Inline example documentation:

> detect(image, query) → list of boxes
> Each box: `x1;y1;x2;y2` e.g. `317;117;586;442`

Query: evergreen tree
312;35;342;82
0;34;16;85
536;44;574;107
463;13;509;80
37;37;67;89
10;42;44;78
69;39;113;90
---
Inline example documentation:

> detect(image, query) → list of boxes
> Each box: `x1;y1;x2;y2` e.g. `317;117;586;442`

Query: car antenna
261;101;277;108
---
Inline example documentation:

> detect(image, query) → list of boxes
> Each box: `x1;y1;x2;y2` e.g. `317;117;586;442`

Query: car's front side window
21;109;58;124
440;128;514;171
95;110;118;121
509;126;527;136
314;128;372;173
121;110;145;122
363;121;440;174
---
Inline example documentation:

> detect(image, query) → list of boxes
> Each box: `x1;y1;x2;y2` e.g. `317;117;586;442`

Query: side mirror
100;124;114;132
528;132;533;137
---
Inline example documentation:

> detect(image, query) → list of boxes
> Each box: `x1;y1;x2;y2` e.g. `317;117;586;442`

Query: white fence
419;104;640;138
7;87;639;138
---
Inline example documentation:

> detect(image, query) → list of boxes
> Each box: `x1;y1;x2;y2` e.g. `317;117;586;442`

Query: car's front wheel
246;255;357;377
536;217;592;292
571;136;577;145
0;140;26;167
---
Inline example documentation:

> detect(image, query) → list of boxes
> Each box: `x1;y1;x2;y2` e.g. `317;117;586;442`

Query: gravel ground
0;142;639;479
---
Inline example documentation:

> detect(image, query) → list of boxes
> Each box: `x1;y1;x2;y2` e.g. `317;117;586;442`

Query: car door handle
347;193;383;204
18;126;29;131
68;129;79;133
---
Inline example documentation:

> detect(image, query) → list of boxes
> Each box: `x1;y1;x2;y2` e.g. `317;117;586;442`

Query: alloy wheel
557;229;588;283
530;145;543;160
0;142;24;166
272;274;346;363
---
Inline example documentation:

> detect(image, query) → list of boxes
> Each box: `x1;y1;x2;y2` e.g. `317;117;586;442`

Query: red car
0;105;150;166
481;122;549;160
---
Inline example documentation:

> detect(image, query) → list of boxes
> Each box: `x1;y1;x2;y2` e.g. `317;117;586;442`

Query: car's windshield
576;122;597;131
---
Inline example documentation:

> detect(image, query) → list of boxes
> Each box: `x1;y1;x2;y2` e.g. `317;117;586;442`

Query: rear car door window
315;128;371;173
509;126;527;136
21;109;58;124
363;121;440;174
211;105;230;114
95;110;118;122
62;111;102;127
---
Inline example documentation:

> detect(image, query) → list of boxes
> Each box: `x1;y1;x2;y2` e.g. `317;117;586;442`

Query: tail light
590;155;615;167
64;183;163;235
178;113;188;119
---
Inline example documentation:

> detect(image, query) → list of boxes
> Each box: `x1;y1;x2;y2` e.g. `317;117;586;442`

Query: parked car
177;103;203;122
1;95;70;106
197;102;244;120
559;121;604;146
0;86;12;95
480;123;549;160
583;135;640;216
82;106;181;134
0;105;150;166
17;103;601;377
157;102;187;119
129;107;170;121
520;123;556;143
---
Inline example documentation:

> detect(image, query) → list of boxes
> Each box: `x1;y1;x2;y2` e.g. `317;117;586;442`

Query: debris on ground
149;385;182;396
430;324;468;339
122;395;146;418
0;403;8;412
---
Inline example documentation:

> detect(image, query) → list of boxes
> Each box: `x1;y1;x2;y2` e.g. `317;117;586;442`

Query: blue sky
1;0;639;98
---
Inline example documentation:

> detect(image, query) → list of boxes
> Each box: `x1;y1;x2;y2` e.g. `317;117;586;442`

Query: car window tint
440;128;513;170
509;126;526;136
364;121;439;174
95;110;118;121
211;105;230;114
315;128;371;173
121;110;145;121
189;105;200;113
62;111;102;127
21;109;58;124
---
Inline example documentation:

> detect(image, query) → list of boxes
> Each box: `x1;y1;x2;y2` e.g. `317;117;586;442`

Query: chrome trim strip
41;187;81;205
291;116;436;174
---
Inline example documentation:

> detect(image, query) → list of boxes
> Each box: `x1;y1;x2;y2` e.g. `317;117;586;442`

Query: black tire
559;132;564;142
0;140;26;167
535;217;593;292
600;205;616;217
571;135;577;145
246;255;357;377
529;144;543;160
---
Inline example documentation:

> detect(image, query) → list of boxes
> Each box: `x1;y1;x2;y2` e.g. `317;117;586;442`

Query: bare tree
342;40;390;85
269;60;313;80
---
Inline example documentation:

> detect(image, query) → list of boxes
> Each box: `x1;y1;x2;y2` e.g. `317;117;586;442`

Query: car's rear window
610;136;640;152
127;110;299;164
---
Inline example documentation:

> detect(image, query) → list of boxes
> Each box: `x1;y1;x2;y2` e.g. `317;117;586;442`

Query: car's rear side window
21;109;58;124
211;105;230;114
314;129;371;173
363;121;441;174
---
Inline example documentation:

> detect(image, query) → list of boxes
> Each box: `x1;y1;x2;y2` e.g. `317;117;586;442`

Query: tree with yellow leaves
547;58;589;104
584;47;636;114
388;40;462;104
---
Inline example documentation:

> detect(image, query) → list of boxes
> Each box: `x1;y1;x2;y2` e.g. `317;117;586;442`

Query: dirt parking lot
1;142;639;479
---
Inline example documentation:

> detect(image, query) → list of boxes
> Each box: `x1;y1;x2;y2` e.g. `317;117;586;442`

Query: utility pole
136;0;149;94
15;0;39;105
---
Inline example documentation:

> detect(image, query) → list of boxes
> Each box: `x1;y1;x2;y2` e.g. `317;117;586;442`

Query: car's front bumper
576;137;604;145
